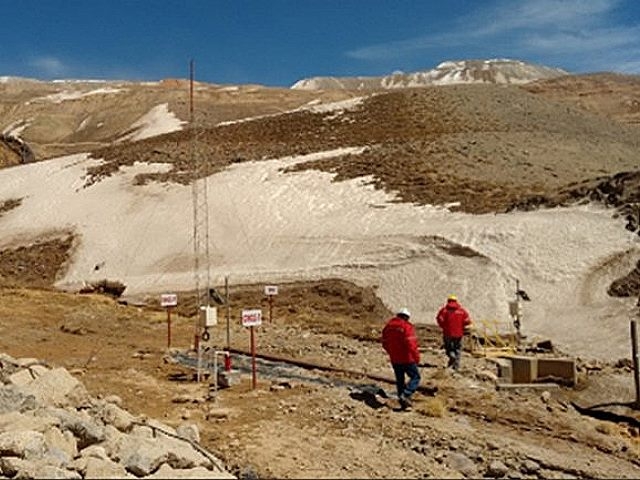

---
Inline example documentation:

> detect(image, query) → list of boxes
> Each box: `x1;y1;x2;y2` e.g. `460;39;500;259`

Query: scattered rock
476;369;499;383
172;394;195;404
521;459;540;474
486;459;509;477
206;407;232;420
447;452;477;477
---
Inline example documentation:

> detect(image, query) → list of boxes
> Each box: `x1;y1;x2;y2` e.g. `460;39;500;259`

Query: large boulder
0;385;37;413
0;410;59;433
97;402;136;433
0;457;81;479
84;456;132;479
17;368;89;408
0;430;46;459
149;464;236;479
44;426;78;465
120;438;169;477
46;408;105;449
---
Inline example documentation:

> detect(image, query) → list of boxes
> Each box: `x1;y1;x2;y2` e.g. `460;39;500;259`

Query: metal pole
189;59;201;380
225;276;230;349
189;59;194;123
167;307;172;349
631;319;640;409
515;279;522;347
251;326;257;389
213;350;218;397
269;295;273;324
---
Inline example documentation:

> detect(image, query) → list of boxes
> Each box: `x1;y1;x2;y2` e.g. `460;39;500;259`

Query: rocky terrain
0;62;639;478
0;352;233;479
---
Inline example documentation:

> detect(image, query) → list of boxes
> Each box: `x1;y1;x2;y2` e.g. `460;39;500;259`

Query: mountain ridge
291;58;568;90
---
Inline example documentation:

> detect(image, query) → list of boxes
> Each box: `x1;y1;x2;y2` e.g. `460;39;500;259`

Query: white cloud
29;56;68;76
345;0;639;73
615;60;640;74
471;0;621;36
523;26;640;53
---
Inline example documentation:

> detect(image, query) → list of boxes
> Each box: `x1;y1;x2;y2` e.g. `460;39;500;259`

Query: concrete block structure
499;356;576;386
510;356;538;383
537;357;577;385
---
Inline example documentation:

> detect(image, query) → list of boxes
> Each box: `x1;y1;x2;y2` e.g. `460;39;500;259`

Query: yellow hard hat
447;294;457;301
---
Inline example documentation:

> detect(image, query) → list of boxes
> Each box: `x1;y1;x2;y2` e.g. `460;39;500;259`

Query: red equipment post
167;306;172;349
224;351;232;371
250;326;257;389
160;294;178;349
242;308;262;389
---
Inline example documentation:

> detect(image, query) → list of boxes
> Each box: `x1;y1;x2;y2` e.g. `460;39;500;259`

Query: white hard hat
397;307;411;318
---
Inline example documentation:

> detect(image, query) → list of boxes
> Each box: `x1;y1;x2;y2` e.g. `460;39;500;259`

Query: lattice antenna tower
189;60;212;352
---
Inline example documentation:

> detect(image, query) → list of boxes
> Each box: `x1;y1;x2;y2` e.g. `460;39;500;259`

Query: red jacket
436;300;471;338
382;316;420;364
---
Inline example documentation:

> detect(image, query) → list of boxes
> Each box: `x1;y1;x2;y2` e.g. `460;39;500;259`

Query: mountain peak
291;59;568;90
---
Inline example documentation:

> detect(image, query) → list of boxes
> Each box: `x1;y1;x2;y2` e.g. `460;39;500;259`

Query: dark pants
391;363;421;399
443;336;463;370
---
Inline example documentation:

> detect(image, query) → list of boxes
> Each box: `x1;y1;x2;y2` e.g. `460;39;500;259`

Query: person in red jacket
382;307;421;410
436;294;472;370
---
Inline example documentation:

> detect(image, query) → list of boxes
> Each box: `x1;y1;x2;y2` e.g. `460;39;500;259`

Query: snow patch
0;146;636;361
117;103;186;142
303;96;366;114
28;87;125;104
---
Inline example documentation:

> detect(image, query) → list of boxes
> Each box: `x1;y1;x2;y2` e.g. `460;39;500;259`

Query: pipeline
226;347;438;396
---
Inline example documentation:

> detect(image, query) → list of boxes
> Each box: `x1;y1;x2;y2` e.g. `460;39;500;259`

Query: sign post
225;276;230;349
242;309;262;389
264;285;278;323
631;319;640;409
160;293;178;349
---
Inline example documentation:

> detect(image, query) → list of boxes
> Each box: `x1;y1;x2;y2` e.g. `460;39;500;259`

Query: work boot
399;395;412;411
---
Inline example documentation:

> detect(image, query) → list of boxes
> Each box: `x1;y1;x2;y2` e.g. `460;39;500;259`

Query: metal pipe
211;350;230;399
631;319;640;409
226;347;438;395
225;276;230;349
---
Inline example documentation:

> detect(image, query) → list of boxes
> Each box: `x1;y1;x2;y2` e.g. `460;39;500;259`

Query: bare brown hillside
88;84;639;214
525;73;640;126
0;79;353;160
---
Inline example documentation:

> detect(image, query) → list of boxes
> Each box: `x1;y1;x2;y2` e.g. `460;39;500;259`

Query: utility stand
210;350;231;400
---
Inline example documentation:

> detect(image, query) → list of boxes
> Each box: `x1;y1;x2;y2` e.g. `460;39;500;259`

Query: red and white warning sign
242;309;262;327
160;293;178;307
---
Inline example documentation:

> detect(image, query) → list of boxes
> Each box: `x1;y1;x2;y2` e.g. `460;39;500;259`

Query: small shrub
416;397;446;417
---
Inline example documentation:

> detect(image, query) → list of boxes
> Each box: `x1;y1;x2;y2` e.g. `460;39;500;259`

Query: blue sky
2;0;639;86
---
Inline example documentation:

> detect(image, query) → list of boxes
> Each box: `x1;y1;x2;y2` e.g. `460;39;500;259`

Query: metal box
200;306;218;327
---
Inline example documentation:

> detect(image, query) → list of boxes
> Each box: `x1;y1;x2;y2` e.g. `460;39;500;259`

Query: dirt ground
1;275;640;478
